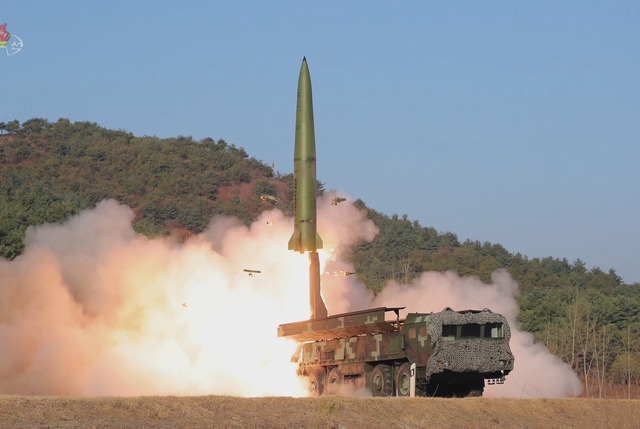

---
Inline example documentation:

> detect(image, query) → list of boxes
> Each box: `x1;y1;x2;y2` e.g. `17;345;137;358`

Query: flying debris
182;302;188;308
260;194;280;204
331;197;346;206
326;270;356;276
243;269;262;277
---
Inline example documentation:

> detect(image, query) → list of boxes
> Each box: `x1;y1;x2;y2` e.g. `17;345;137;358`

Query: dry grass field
1;395;639;429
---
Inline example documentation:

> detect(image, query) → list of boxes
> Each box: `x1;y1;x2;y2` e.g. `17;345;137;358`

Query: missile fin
288;231;300;252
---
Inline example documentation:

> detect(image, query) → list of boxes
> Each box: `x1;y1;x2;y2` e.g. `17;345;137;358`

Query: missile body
288;57;328;319
288;57;323;254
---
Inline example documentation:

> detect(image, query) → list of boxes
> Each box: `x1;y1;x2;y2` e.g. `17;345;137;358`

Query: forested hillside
0;118;284;258
1;118;639;396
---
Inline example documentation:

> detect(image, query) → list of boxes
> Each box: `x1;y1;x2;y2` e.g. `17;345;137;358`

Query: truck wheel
396;363;412;396
326;367;344;395
467;388;483;397
371;364;393;397
466;382;484;397
308;371;324;396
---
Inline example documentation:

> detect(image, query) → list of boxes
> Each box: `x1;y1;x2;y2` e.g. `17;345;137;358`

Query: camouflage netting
425;308;514;382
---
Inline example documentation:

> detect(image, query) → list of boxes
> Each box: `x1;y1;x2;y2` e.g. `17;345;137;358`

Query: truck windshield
484;322;504;338
441;323;504;339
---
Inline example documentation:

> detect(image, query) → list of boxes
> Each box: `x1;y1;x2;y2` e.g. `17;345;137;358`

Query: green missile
288;57;323;254
288;57;327;319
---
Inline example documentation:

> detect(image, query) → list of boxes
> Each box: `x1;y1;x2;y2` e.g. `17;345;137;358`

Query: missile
288;57;327;319
288;57;323;254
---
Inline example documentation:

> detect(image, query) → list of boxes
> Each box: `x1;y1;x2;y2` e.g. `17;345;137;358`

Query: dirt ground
1;395;640;428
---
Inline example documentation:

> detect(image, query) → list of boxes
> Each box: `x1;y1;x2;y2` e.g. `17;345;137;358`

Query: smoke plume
0;195;581;397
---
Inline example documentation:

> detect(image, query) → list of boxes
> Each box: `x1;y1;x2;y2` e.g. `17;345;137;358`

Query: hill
1;118;639;396
0;118;284;258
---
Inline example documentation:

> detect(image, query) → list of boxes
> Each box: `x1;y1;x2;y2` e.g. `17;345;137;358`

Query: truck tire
326;367;344;394
308;371;324;396
466;382;484;397
396;363;412;397
371;364;393;397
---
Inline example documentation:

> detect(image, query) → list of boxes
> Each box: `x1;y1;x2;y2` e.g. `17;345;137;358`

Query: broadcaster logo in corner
1;23;24;56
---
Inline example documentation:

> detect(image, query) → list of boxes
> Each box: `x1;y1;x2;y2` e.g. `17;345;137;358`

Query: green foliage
611;351;640;385
254;180;278;198
0;118;277;256
5;119;21;134
133;218;160;236
351;203;462;292
0;170;85;258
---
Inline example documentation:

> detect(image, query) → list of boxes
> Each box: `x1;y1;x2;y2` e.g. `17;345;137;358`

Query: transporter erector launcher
278;58;514;397
288;57;327;319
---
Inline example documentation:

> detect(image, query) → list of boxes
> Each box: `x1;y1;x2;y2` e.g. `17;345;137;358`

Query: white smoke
0;195;582;398
0;200;309;396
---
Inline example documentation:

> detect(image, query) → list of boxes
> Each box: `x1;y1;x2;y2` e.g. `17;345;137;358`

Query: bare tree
577;309;596;397
625;322;632;399
592;323;609;398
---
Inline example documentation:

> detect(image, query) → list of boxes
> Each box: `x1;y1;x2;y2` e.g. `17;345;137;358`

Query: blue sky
2;1;639;283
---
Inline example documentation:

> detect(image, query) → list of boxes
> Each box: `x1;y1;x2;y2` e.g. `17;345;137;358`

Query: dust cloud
0;195;581;398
